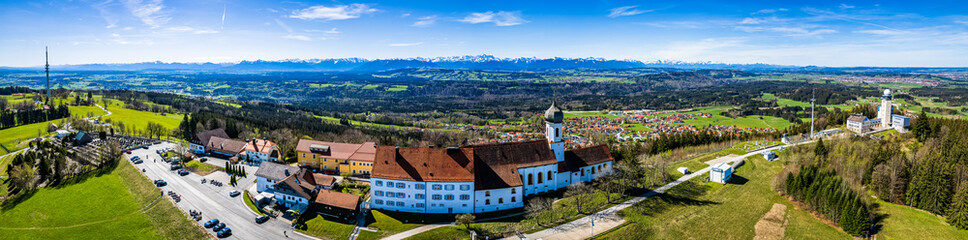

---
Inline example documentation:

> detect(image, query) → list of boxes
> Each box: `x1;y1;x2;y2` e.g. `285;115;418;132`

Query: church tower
879;89;892;128
545;100;565;162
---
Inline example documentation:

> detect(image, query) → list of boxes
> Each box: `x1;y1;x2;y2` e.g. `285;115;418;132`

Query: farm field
0;162;208;239
596;155;850;240
0;119;61;155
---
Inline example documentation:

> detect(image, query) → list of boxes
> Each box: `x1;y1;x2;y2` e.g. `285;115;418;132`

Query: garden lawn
0;162;208;239
596;155;850;240
299;213;358;240
243;191;261;214
875;199;968;239
68;105;107;118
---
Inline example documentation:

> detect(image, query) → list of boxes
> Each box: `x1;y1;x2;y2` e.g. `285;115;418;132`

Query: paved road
127;142;315;240
516;141;812;240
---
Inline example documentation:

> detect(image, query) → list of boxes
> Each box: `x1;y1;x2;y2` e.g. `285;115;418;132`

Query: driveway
126;142;315;240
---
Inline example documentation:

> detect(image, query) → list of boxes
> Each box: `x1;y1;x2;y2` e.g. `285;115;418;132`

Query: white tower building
879;89;893;128
545;100;565;162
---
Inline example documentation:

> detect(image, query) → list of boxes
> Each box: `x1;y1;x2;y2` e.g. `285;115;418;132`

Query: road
126;142;315;240
516;140;815;240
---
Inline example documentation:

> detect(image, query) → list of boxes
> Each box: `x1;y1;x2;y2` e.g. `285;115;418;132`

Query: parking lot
125;142;315;240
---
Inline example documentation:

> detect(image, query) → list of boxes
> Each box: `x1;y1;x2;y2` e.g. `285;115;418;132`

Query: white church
846;89;911;133
368;101;614;214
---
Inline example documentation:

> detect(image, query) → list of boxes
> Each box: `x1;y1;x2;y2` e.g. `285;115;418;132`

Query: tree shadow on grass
729;175;749;185
1;189;36;211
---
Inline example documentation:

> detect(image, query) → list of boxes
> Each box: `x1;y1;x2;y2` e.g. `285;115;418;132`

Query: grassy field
0;119;60;155
300;210;422;240
0;162;209;239
876;199;968;239
404;226;468;240
184;161;219;176
563;111;624;119
596;155;850;240
102;102;183;133
68;105;107;119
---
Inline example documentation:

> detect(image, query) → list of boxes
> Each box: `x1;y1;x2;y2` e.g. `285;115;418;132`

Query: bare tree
8;164;36;194
455;213;476;230
565;182;594;214
525;197;554;225
598;174;624;203
267;128;297;162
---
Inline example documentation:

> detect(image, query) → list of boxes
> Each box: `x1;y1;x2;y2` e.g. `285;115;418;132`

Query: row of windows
483;197;516;205
483;188;516;197
526;171;556;185
373;196;516;207
374;181;471;191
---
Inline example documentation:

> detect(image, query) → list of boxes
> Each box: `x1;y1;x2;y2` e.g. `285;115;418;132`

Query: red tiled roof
245;139;276;154
207;136;247;155
559;144;613;172
372;146;475;182
470;140;557;190
313;174;336;187
296;140;375;162
314;189;361;210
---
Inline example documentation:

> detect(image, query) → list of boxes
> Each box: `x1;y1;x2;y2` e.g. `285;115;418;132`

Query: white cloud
855;29;910;35
122;0;170;28
754;8;788;14
400;13;411;18
412;15;437;27
389;42;423;47
289;4;378;20
166;26;194;32
736;26;837;37
459;11;526;26
283;35;312;41
608;6;651;18
839;4;856;9
304;28;340;34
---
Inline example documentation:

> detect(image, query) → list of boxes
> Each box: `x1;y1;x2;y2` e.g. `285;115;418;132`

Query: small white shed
709;162;733;184
677;167;691;175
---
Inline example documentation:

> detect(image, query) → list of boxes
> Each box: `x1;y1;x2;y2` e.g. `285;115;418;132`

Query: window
396;202;404;207
556;128;560;138
312;154;316;158
445;185;454;191
485;199;491;205
396;183;406;188
375;180;383;186
485;191;491;197
387;200;394;206
528;174;533;185
460;185;470;191
511;188;516;194
511;197;516;202
498;198;504;204
374;199;383;205
548;171;553;181
302;153;306;158
581;169;585;177
416;194;425;199
432;184;442;190
375;191;384;197
387;181;394;187
432;194;442;200
416;203;425;208
591;167;596;174
416;184;425;189
445;194;454;200
460;194;470;200
538;172;543;184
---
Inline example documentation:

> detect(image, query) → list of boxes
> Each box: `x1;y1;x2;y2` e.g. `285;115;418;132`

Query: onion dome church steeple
544;100;564;124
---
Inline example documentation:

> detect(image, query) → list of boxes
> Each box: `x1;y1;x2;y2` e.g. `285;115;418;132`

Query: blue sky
2;0;968;67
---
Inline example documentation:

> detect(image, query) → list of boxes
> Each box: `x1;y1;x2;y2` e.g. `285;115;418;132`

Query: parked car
204;219;219;228
228;190;240;197
125;150;132;154
199;157;208;162
154;180;167;186
255;215;270;223
133;159;143;164
323;170;337;175
178;169;189;176
216;228;231;238
170;165;181;170
142;145;149;149
213;222;226;232
129;156;140;161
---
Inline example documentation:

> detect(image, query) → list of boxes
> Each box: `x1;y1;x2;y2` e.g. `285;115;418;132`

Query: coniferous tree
948;182;968;230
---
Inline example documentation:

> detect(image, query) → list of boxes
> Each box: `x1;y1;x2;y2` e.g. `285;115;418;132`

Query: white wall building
369;101;614;214
710;162;733;184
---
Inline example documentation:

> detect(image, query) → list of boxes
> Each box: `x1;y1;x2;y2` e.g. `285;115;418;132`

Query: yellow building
296;140;375;176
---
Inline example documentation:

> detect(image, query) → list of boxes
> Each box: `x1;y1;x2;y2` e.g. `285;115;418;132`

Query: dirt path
754;203;788;240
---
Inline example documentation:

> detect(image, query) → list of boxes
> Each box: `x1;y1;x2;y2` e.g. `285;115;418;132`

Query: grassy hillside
0;162;209;239
876;199;968;239
102;102;183;132
595;155;850;240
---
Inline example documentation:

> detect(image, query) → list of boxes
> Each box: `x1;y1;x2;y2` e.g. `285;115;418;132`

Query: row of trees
782;163;872;236
0;104;71;129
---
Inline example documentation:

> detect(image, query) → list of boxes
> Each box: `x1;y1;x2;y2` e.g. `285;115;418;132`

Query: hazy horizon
4;0;968;67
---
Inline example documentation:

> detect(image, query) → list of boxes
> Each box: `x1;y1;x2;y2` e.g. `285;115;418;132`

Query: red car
323;170;337;175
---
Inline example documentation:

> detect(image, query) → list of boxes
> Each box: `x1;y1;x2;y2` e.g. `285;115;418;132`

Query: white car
228;190;240;197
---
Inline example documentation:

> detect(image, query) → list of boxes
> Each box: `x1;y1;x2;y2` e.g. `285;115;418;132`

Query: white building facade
369;101;614;214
